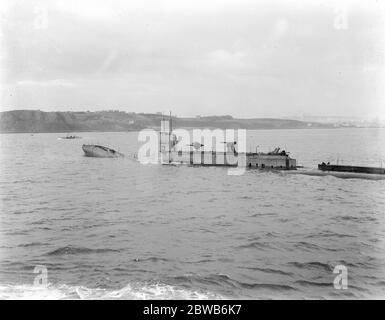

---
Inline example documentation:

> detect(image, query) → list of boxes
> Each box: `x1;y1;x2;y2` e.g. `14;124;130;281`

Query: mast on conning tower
159;111;172;164
169;111;172;163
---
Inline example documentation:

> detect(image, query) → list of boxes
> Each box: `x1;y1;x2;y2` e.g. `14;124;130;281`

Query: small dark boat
82;144;124;158
318;163;385;175
60;134;81;139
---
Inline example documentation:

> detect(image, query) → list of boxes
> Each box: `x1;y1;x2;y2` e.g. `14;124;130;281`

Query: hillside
0;110;332;133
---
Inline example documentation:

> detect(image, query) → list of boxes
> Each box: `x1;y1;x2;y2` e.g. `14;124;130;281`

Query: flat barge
318;163;385;175
160;149;297;169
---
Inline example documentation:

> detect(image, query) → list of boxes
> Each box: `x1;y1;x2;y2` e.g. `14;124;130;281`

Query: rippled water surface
0;128;385;299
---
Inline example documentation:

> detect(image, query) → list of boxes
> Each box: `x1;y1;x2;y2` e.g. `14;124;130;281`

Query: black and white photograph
0;0;384;305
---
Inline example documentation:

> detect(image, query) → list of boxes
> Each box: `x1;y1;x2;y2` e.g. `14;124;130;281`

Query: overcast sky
1;0;384;119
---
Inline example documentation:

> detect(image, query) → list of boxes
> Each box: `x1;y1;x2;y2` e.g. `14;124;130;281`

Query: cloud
16;79;76;87
205;49;247;71
271;18;289;42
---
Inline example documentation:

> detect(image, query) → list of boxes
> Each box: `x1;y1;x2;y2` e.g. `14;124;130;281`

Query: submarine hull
82;144;124;158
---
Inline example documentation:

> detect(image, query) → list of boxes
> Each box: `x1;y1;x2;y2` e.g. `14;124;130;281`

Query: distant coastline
0;109;369;133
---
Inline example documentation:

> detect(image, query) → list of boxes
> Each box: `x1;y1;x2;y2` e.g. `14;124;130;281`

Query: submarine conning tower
158;116;297;169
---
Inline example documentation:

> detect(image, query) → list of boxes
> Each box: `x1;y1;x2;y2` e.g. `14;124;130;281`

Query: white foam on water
0;283;225;300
